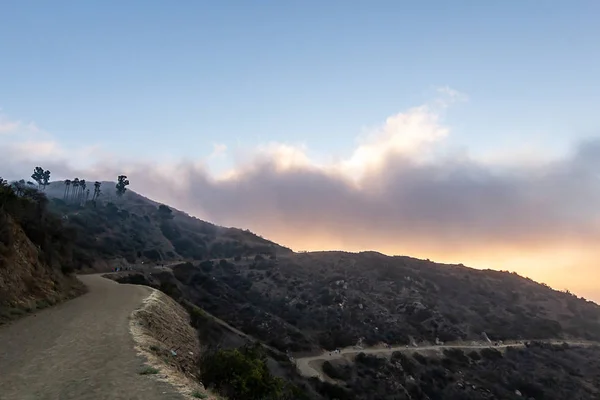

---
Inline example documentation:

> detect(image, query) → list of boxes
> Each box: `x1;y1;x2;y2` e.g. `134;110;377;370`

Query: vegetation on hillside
36;175;290;269
319;342;600;400
0;173;78;273
199;344;307;400
0;171;85;322
142;252;600;354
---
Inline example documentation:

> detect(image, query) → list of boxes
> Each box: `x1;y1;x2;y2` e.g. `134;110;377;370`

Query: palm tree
79;180;87;205
71;178;80;203
92;181;102;201
64;179;72;200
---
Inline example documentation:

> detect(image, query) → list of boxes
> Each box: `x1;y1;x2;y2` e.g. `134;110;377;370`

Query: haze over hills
42;180;290;268
3;1;600;398
3;174;600;399
38;178;600;346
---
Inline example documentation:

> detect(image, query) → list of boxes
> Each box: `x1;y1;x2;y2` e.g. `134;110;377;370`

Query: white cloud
2;92;600;300
339;106;448;184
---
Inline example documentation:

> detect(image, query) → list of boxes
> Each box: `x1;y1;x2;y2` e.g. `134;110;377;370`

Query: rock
515;390;522;396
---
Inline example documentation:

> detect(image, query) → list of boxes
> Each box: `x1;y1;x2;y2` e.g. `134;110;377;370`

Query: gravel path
0;275;185;400
296;340;594;380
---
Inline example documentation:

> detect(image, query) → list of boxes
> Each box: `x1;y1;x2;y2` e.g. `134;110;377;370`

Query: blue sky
2;1;599;165
2;1;600;300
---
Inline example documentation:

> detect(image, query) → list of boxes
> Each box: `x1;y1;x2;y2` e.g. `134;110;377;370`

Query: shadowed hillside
4;172;600;399
317;342;600;400
0;178;85;324
42;180;291;270
112;251;600;354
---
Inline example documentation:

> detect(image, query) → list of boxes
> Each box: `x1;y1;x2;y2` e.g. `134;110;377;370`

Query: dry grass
129;288;219;400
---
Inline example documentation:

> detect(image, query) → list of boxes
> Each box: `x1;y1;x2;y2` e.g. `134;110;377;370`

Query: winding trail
296;340;594;380
0;275;184;400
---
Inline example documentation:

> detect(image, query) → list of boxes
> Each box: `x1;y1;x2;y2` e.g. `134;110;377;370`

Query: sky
1;1;600;301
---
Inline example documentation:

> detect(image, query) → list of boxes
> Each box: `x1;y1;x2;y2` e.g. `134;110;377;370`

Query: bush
443;348;469;365
481;348;503;361
412;352;428;365
322;360;352;380
391;352;417;375
199;344;298;400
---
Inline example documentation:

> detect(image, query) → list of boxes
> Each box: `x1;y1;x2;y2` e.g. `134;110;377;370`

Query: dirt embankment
128;286;219;399
0;214;85;324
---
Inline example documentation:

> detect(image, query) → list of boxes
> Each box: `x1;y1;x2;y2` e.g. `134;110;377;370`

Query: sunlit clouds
1;94;599;301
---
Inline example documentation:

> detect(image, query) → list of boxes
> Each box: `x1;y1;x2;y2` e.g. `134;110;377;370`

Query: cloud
434;86;469;109
209;143;228;159
0;115;21;134
0;112;41;135
1;94;599;300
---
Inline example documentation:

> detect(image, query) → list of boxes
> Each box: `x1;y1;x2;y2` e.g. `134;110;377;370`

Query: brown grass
129;288;219;399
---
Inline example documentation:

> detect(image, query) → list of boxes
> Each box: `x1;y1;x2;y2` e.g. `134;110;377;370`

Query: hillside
41;177;600;353
4;174;600;399
113;252;600;354
316;342;600;400
43;180;291;270
0;179;85;324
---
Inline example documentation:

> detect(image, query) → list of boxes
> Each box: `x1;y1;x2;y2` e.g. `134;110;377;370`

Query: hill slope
22;178;600;350
43;180;290;270
4;176;600;399
0;180;84;324
114;251;600;354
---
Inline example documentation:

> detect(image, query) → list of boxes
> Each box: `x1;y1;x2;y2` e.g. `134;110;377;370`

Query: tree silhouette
31;167;44;189
42;169;51;190
71;178;80;203
79;179;87;205
116;175;130;197
64;179;72;200
92;181;102;201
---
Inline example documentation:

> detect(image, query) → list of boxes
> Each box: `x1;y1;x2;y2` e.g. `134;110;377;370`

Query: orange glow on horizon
271;233;600;304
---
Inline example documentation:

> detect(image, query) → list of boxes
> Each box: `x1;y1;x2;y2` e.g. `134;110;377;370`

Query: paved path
0;275;184;400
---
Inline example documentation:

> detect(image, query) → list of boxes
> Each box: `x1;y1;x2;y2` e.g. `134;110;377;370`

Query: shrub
412;352;428;365
481;348;503;361
443;348;469;365
391;352;417;375
199;344;297;400
322;360;352;380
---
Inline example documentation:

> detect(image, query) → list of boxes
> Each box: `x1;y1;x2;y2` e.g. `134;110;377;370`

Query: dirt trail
296;340;594;380
0;274;184;400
